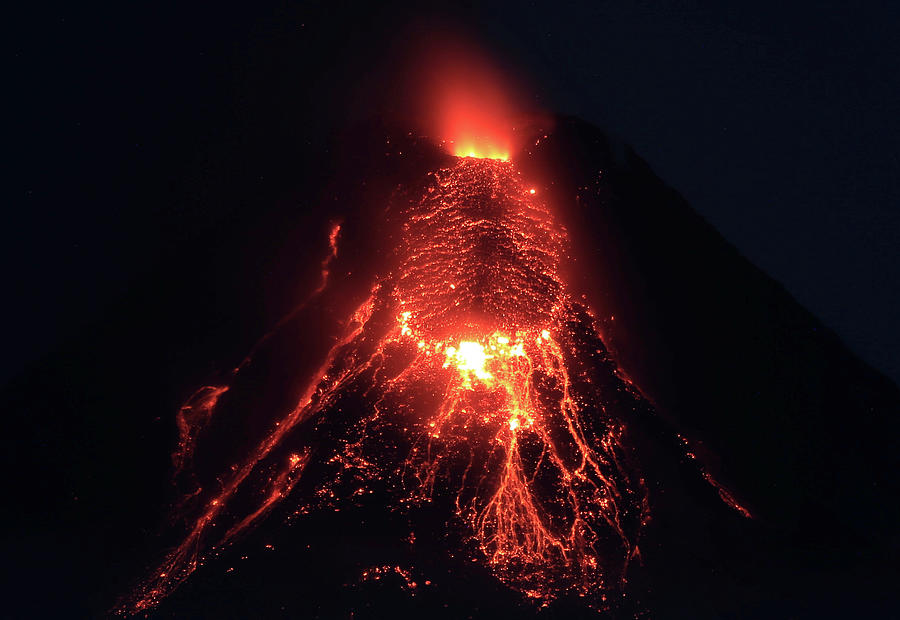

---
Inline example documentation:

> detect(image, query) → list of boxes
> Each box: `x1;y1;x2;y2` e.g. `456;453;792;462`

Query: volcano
4;116;898;619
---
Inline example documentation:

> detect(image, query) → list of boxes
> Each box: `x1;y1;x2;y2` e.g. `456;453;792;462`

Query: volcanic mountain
3;116;898;619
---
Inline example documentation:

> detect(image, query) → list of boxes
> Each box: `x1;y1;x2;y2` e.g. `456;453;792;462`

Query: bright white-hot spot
445;341;492;380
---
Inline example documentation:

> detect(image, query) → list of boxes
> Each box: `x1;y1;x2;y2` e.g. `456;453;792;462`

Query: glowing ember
118;155;658;615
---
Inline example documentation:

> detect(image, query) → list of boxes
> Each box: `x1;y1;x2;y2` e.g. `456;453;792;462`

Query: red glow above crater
440;92;514;160
416;40;525;160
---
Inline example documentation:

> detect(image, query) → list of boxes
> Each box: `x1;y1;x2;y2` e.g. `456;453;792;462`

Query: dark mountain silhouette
2;116;897;619
523;116;900;616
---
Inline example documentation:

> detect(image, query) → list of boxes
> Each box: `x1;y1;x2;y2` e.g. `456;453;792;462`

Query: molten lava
119;155;657;615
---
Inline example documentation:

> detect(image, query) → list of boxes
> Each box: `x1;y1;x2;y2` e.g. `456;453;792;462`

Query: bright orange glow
442;91;514;159
437;81;514;159
450;138;509;161
414;39;525;160
432;64;515;159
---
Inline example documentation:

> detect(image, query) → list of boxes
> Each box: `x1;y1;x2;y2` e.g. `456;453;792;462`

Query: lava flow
118;154;652;615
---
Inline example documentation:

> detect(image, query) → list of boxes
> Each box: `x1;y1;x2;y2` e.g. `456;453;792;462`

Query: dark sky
8;0;900;385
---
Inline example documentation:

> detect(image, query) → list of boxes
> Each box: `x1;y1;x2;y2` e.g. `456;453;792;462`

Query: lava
119;155;656;615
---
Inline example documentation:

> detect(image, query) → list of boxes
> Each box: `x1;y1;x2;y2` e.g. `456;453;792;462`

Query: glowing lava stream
119;156;651;614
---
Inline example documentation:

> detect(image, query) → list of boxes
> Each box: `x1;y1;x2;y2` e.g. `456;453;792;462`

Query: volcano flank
4;116;898;619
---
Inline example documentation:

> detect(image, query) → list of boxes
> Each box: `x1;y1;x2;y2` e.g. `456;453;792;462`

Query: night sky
6;1;900;616
9;1;900;387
